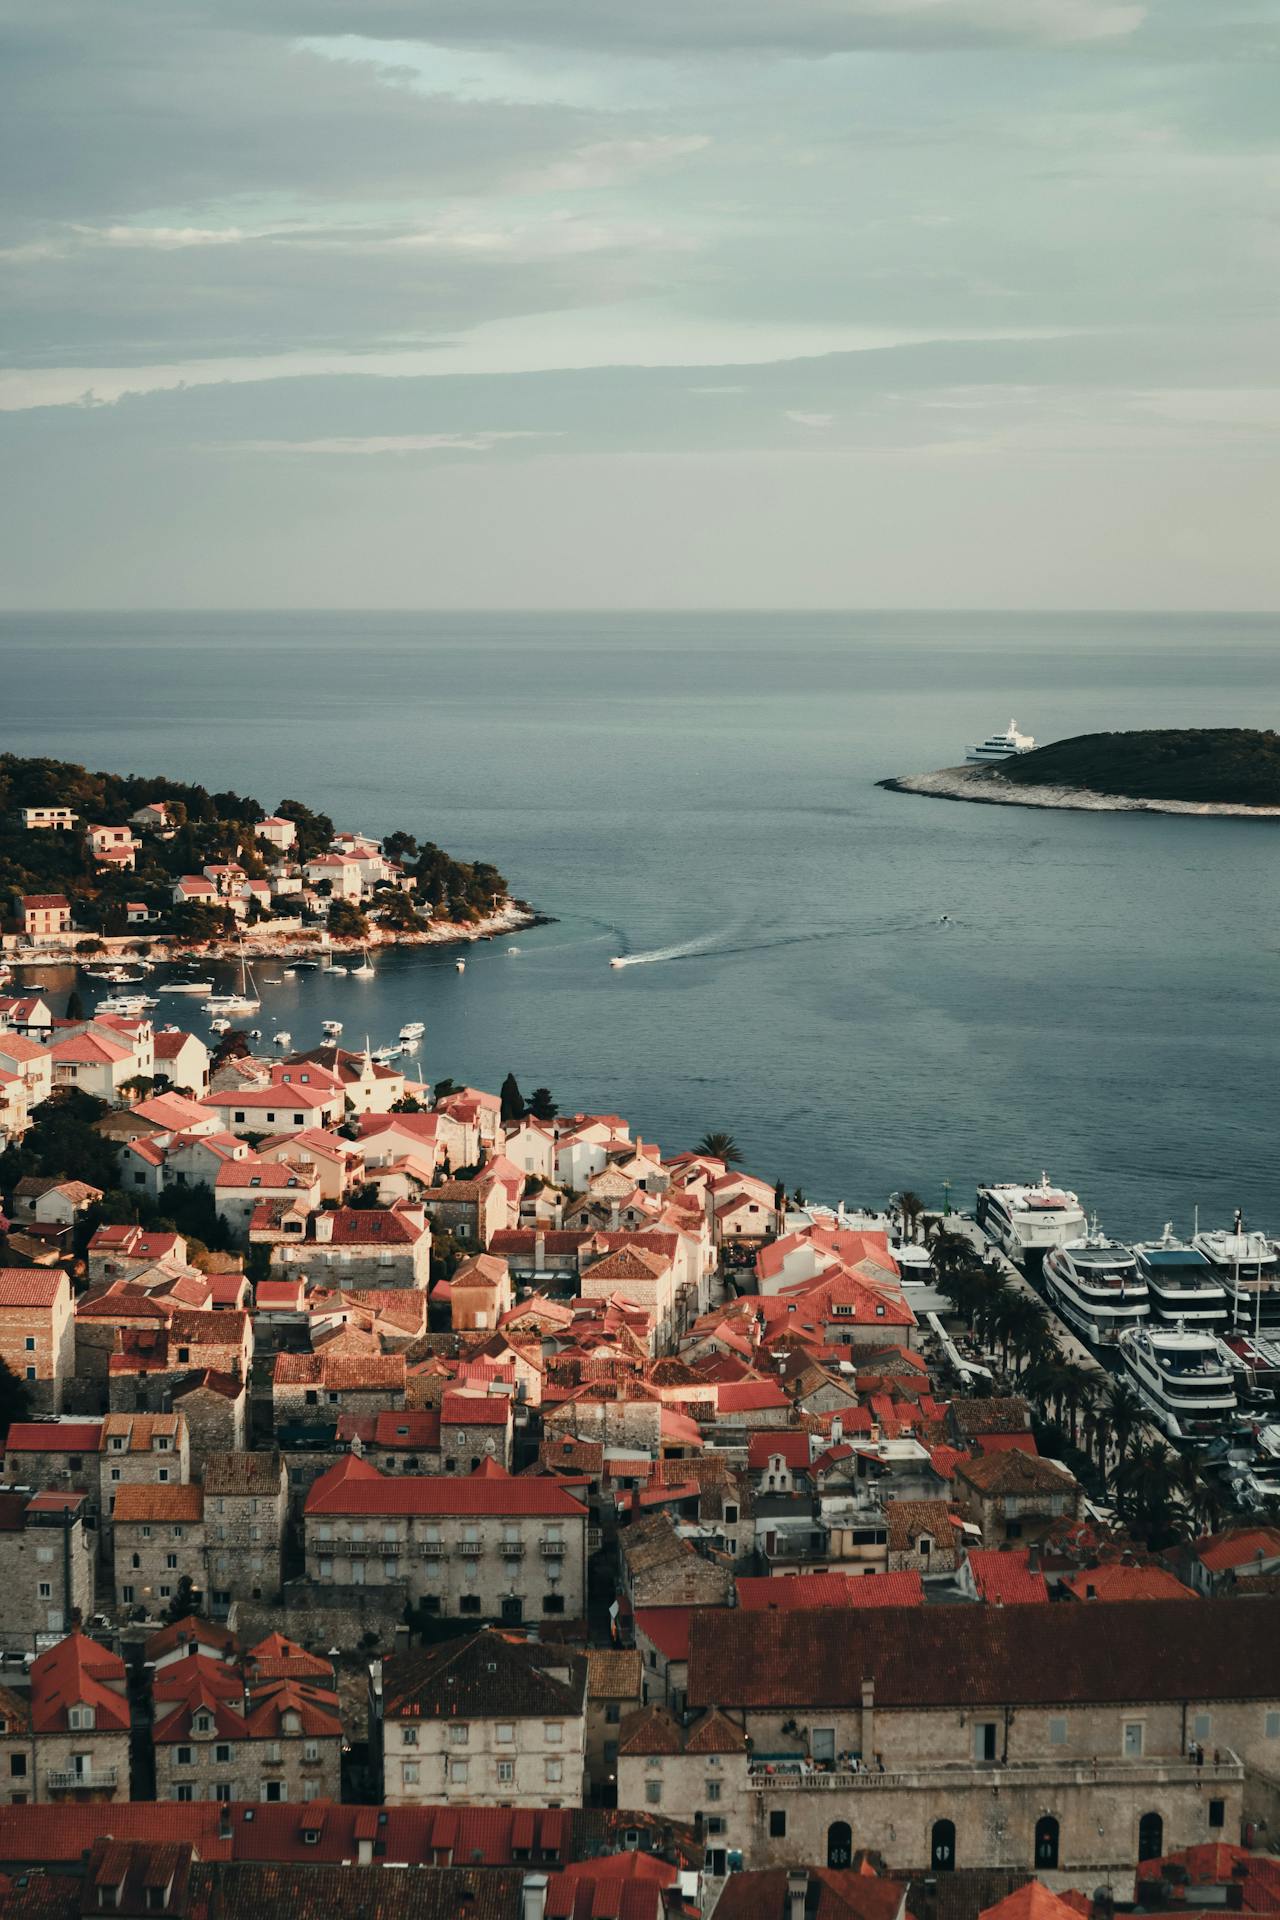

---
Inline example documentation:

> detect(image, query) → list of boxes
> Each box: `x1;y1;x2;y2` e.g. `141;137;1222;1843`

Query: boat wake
611;910;939;971
610;927;733;969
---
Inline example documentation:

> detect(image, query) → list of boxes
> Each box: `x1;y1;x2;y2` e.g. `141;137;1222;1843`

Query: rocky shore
879;765;1280;818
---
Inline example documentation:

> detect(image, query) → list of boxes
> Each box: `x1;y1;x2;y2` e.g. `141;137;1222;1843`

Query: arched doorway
1035;1816;1060;1870
828;1822;853;1869
1138;1812;1164;1862
930;1820;956;1872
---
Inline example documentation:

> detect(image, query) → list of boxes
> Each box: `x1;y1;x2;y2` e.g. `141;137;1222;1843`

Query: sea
2;609;1278;1240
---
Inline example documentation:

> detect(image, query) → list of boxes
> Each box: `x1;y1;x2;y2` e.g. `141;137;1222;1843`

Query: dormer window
195;1712;212;1734
68;1705;95;1731
283;1710;302;1734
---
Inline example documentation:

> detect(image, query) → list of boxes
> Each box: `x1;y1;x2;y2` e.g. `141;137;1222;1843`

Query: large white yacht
1133;1225;1228;1330
1117;1323;1237;1442
1042;1224;1148;1346
1192;1218;1280;1332
976;1174;1086;1264
966;719;1035;764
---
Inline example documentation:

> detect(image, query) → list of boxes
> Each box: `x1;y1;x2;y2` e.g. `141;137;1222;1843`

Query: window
1193;1713;1212;1743
10;1754;27;1778
605;1703;621;1725
304;1741;319;1763
262;1781;283;1802
460;1596;481;1614
645;1781;662;1805
448;1724;469;1745
24;1337;35;1352
176;1784;193;1802
544;1722;563;1744
122;1585;134;1604
450;1759;469;1784
545;1758;563;1784
769;1811;787;1839
177;1746;194;1766
215;1783;232;1802
1048;1717;1068;1746
318;1558;333;1579
25;1366;35;1381
724;1505;738;1526
1209;1800;1226;1829
166;1553;178;1570
496;1723;514;1745
542;1594;565;1615
38;1582;52;1601
1124;1722;1145;1759
402;1727;418;1746
706;1781;722;1802
1267;1711;1280;1739
974;1722;998;1762
403;1762;420;1786
68;1706;95;1731
214;1744;231;1764
498;1759;514;1783
110;1468;121;1483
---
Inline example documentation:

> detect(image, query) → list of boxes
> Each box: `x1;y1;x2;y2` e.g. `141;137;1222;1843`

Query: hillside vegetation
1000;729;1280;807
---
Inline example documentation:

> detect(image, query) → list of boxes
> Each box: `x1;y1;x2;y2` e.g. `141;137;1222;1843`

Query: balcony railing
457;1541;484;1557
500;1541;525;1557
47;1767;118;1791
345;1539;370;1554
540;1540;566;1557
747;1751;1245;1794
420;1541;444;1556
378;1541;403;1555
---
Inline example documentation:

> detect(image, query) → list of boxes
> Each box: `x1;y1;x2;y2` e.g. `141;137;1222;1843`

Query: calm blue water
2;610;1278;1238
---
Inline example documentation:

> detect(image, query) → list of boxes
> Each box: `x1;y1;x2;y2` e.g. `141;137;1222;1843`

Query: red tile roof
1196;1526;1280;1572
4;1420;102;1453
30;1632;129;1734
965;1549;1051;1606
718;1381;790;1414
441;1392;510;1426
631;1607;699;1663
735;1571;925;1611
305;1454;585;1518
979;1886;1086;1920
747;1431;810;1472
1060;1563;1196;1603
0;1268;67;1307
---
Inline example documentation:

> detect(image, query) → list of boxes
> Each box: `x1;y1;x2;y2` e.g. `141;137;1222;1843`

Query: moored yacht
1042;1224;1148;1346
1192;1218;1280;1332
1117;1322;1237;1442
966;719;1035;764
1133;1225;1228;1329
976;1173;1086;1265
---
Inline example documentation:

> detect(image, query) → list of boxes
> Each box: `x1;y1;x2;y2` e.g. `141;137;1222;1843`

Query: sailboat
348;947;375;978
203;942;261;1016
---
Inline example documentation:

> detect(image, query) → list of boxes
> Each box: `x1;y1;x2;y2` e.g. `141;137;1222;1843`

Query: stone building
953;1451;1081;1547
0;1632;131;1803
440;1390;514;1473
584;1646;643;1802
450;1253;514;1331
2;1419;104;1519
304;1455;587;1624
203;1451;288;1610
376;1628;587;1807
153;1668;342;1805
617;1704;749;1868
0;1491;95;1650
885;1500;963;1576
680;1598;1280;1878
112;1482;205;1615
268;1204;431;1289
171;1371;247;1472
99;1411;191;1542
0;1267;75;1414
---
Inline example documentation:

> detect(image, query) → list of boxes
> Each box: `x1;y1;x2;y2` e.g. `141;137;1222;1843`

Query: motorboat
373;1043;403;1063
98;993;150;1015
610;957;625;969
399;1021;425;1040
507;946;521;955
161;979;215;995
1117;1322;1237;1442
976;1173;1086;1264
273;1030;292;1048
455;959;466;973
965;719;1035;764
322;1019;343;1038
1192;1218;1280;1331
1043;1224;1149;1346
210;1016;231;1034
1133;1225;1228;1330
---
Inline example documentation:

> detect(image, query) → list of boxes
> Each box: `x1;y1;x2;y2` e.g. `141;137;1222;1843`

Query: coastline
878;765;1280;819
3;900;548;971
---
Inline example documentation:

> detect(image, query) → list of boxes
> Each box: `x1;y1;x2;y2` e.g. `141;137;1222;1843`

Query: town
0;937;1278;1920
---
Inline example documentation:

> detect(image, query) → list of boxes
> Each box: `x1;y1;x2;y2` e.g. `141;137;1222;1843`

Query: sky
2;0;1278;611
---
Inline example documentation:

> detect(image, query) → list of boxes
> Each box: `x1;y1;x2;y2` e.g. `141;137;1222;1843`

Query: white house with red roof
172;874;220;906
0;1031;54;1108
0;992;54;1036
0;1067;29;1146
46;1027;142;1100
199;1074;344;1137
152;1026;210;1096
86;824;138;868
19;894;72;942
256;814;297;851
268;1203;430;1289
87;1225;187;1287
213;1157;321;1238
304;1455;586;1623
304;851;363;899
255;1126;363;1203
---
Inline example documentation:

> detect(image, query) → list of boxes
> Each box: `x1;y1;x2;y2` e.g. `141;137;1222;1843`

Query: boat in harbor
373;1043;403;1063
399;1021;425;1041
1117;1322;1237;1442
210;1016;231;1034
965;719;1035;764
322;1019;343;1038
1042;1223;1149;1346
203;944;261;1018
98;993;151;1015
1192;1217;1280;1331
455;959;466;973
161;979;215;995
1133;1224;1228;1330
348;949;375;979
975;1173;1086;1265
273;1030;292;1048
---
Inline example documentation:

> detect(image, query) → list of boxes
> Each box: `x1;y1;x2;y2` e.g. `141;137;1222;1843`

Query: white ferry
976;1173;1086;1264
1117;1323;1237;1442
966;719;1035;764
1192;1219;1280;1332
1133;1225;1228;1330
1042;1225;1148;1346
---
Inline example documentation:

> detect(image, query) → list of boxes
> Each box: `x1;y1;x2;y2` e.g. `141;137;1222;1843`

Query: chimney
535;1231;546;1270
787;1870;808;1920
860;1677;875;1758
522;1873;549;1920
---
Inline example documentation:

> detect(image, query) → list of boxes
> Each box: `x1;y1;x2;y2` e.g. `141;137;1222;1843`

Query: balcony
540;1540;566;1557
378;1541;403;1555
746;1751;1244;1794
456;1540;484;1557
420;1541;444;1557
47;1767;118;1791
345;1539;370;1554
500;1541;525;1557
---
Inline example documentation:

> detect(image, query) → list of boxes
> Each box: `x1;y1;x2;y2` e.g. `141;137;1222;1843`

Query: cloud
215;430;555;454
784;410;835;428
515;134;711;192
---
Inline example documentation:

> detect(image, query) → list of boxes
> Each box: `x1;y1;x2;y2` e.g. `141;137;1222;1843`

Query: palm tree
897;1191;925;1244
1114;1436;1181;1546
1100;1379;1143;1475
698;1132;742;1166
930;1229;974;1278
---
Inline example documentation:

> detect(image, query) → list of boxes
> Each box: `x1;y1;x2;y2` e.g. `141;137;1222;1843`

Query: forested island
881;729;1280;817
0;751;530;950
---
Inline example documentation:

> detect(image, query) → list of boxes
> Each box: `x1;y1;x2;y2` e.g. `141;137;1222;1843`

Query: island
879;728;1280;818
0;751;536;961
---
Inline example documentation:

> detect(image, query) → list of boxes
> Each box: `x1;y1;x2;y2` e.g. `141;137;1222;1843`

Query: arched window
1138;1812;1164;1863
1035;1815;1060;1870
827;1822;852;1869
931;1820;956;1872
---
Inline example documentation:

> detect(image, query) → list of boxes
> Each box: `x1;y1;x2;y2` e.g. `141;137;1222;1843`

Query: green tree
432;1078;459;1106
697;1131;742;1165
0;1355;33;1433
896;1191;926;1243
65;989;85;1022
328;899;368;939
526;1087;557;1122
500;1072;525;1126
